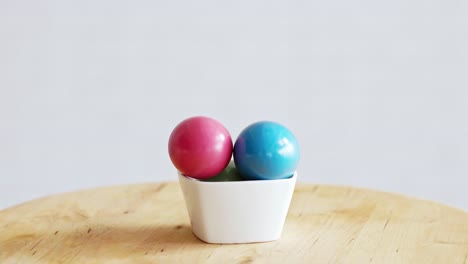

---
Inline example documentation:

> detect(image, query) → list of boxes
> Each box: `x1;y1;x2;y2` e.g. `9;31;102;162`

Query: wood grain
0;183;467;263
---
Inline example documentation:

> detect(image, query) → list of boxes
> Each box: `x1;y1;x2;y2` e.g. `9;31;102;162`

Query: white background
1;0;467;210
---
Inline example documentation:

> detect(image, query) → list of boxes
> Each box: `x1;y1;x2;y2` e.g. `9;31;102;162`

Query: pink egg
168;116;233;179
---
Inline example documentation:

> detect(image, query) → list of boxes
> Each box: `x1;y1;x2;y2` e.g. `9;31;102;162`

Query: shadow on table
1;223;209;261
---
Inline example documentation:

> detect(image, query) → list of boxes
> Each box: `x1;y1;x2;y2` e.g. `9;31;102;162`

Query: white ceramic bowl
178;171;297;244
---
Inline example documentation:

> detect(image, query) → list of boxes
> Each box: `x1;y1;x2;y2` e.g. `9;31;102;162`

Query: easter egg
202;160;245;182
168;116;233;179
233;121;299;180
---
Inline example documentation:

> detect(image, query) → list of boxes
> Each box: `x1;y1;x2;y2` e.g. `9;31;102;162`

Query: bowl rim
177;171;297;186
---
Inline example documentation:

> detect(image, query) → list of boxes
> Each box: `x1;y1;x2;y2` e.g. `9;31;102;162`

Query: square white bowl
178;171;297;244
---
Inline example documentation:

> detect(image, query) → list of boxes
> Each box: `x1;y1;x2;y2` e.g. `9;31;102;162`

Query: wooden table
0;183;467;263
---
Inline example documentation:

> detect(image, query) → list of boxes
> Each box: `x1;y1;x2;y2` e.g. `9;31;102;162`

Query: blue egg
233;121;300;180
